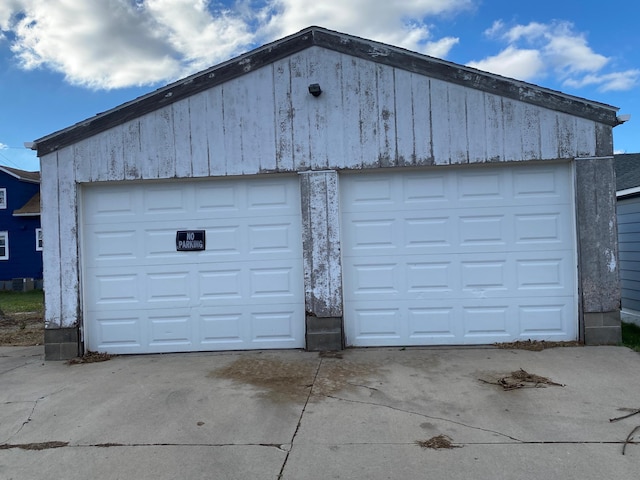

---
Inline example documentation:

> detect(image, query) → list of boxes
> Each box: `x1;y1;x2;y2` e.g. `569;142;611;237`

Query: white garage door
81;176;305;354
341;163;577;347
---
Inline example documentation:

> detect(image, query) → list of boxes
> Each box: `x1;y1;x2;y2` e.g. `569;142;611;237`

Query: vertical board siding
447;83;470;164
411;73;434;165
376;63;396;167
155;107;176;179
57;146;79;328
340;56;363;169
357;58;380;168
40;153;62;328
430;79;451;165
522;104;541;160
300;171;343;317
501;98;524;162
576;157;620;312
74;137;93;183
575;117;597;158
484;94;504;161
393;69;416;166
244;64;276;173
274;58;295;171
62;47;600;185
123;120;142;180
539;108;560;160
557;114;577;159
204;88;227;176
466;88;487;163
188;94;210;178
173;100;193;178
308;47;344;170
290;53;311;170
43;47;607;335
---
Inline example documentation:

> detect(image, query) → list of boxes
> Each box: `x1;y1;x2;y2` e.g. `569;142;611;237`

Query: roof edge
34;26;619;157
0;165;40;183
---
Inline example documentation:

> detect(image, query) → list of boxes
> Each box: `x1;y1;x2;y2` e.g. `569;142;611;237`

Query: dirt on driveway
0;311;44;346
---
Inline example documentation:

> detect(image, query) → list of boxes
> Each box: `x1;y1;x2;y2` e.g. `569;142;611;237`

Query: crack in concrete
277;358;323;480
0;442;293;451
321;394;523;442
0;361;37;376
4;387;67;444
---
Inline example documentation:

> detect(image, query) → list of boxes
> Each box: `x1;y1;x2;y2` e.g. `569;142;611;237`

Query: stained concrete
1;345;639;479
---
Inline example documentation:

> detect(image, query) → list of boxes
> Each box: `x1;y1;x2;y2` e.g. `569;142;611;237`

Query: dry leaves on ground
416;435;462;450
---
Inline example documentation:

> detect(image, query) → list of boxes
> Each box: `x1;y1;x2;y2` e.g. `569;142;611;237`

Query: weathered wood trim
35;27;618;157
57;146;80;328
311;28;618;126
299;170;343;318
40;153;62;328
575;157;621;313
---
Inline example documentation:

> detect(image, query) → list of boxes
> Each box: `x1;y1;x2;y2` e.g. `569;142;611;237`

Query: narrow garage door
81;176;305;354
341;163;577;347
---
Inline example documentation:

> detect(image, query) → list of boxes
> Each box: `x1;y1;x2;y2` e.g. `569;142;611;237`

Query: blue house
0;166;42;290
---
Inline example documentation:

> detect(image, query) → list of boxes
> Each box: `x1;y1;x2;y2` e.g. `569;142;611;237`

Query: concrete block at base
305;316;343;351
584;311;622;345
44;328;80;360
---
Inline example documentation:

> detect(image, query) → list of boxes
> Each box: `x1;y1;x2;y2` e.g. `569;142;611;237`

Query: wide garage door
341;162;577;347
81;176;305;354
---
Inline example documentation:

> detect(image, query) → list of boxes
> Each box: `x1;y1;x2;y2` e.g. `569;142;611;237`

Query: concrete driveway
1;345;639;479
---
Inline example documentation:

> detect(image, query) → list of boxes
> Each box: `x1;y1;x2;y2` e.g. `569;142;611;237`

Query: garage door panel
342;165;571;214
342;164;577;346
149;311;193;346
82;176;305;354
462;304;511;338
250;309;302;343
85;269;143;308
407;307;457;339
200;311;244;344
457;170;504;201
518;301;573;337
350;307;402;344
146;269;192;305
143;185;189;215
82;187;138;223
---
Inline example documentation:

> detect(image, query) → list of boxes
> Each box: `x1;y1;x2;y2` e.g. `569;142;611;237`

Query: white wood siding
40;45;605;329
61;46;600;185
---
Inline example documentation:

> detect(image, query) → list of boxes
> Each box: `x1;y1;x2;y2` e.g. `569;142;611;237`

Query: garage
34;27;622;359
341;163;577;346
81;176;305;354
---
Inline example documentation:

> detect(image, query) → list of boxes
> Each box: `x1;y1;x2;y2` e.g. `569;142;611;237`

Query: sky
0;0;638;172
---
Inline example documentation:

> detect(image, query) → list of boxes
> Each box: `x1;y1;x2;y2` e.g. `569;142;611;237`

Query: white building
32;27;622;360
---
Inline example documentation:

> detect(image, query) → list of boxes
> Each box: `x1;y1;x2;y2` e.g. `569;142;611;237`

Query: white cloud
563;69;640;92
483;19;504;38
502;21;547;43
424;36;460;58
0;142;8;150
0;0;256;89
257;0;472;55
467;46;544;81
0;0;474;90
470;20;637;92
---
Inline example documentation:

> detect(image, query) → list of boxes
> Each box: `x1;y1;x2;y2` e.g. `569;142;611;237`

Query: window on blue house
36;228;43;251
0;188;6;209
0;232;8;260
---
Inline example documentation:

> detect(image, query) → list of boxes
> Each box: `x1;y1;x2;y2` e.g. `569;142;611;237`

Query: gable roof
33;26;619;157
13;192;41;216
0;165;40;183
615;153;640;194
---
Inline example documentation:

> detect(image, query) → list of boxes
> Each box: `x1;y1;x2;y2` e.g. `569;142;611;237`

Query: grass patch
622;321;640;352
0;290;44;346
0;290;44;315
